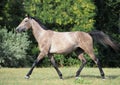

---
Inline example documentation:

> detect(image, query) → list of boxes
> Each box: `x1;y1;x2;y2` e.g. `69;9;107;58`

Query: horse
16;16;118;80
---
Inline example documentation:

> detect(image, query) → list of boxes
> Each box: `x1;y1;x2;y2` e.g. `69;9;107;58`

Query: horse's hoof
75;77;79;80
25;75;30;79
102;78;106;80
102;77;106;80
60;77;63;80
102;76;106;80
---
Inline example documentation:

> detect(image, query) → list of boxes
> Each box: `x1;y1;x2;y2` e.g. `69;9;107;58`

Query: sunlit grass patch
0;67;120;85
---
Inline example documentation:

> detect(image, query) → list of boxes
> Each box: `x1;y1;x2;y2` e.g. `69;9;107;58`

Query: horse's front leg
25;52;46;79
48;54;63;79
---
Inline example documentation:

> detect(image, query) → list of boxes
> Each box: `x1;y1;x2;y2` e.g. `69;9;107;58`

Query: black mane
31;17;48;30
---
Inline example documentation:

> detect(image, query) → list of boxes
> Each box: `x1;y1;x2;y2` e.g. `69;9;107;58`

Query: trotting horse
16;16;118;79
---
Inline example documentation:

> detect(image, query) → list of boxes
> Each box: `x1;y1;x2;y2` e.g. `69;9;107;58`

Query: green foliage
74;77;91;84
0;28;30;67
54;54;65;67
24;0;96;32
63;53;80;66
0;0;25;30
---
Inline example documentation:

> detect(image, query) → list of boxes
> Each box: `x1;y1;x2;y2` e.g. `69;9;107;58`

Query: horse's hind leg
95;58;105;79
86;51;105;79
75;53;87;78
48;54;63;79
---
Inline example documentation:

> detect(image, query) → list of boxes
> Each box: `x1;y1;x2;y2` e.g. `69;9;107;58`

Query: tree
0;0;8;27
95;0;120;67
24;0;96;32
0;0;25;30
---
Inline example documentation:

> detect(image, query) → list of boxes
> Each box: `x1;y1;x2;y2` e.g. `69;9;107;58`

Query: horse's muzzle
16;27;26;33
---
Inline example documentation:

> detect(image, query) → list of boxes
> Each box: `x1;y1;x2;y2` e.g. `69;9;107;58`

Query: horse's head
16;16;32;32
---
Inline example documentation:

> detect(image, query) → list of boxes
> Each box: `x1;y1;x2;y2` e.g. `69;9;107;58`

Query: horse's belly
49;44;77;54
49;32;78;54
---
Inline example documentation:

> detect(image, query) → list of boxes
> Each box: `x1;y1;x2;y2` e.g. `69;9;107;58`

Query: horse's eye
25;20;28;22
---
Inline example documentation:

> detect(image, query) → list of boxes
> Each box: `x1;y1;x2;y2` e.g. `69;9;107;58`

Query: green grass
0;67;120;85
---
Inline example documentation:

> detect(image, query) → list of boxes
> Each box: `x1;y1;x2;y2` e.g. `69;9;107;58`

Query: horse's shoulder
45;30;54;35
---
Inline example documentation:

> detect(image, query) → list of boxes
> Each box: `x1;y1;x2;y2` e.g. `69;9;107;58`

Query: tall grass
0;67;120;85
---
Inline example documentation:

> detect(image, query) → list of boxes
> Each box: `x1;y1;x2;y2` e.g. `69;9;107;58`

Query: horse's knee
78;55;87;64
37;52;47;61
93;58;99;65
82;59;87;65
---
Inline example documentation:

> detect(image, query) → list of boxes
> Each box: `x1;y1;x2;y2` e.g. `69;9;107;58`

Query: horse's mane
31;17;48;30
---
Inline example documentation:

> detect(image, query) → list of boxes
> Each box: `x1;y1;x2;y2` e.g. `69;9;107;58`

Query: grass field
0;67;120;85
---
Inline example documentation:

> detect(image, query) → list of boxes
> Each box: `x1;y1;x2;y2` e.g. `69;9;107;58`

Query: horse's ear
27;14;30;18
25;14;30;18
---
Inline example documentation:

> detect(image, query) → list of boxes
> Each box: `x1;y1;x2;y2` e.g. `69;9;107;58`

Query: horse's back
49;31;92;54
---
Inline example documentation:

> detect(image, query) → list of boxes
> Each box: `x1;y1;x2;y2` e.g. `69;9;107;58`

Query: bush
0;28;30;67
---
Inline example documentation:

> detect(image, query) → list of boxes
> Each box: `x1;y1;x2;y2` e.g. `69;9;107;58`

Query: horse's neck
31;19;46;42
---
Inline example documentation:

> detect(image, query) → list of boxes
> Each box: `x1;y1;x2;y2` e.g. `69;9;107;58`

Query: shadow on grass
106;75;120;79
81;75;120;79
64;74;120;80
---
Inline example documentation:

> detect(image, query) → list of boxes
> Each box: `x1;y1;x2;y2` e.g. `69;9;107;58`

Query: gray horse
16;16;117;79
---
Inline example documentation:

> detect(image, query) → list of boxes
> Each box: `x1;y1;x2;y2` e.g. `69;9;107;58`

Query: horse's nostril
16;29;18;31
16;28;20;32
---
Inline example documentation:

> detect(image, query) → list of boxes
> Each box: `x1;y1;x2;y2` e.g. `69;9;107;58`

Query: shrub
0;28;30;67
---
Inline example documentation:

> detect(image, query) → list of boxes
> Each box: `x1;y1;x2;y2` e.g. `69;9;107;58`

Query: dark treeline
0;0;119;67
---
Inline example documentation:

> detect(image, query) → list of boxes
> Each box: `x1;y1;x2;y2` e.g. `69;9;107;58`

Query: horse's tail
89;31;118;51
